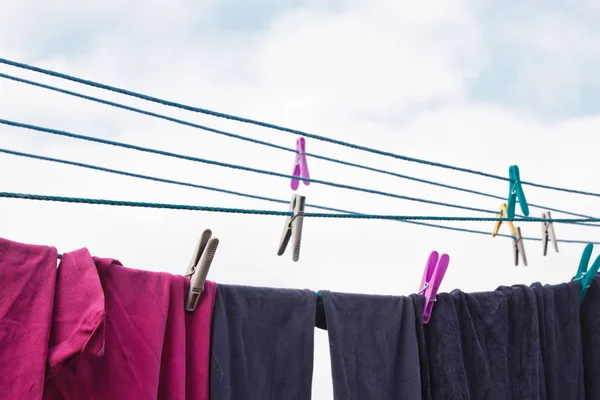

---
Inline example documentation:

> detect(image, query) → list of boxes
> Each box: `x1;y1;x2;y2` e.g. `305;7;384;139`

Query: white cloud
1;1;600;398
470;1;600;116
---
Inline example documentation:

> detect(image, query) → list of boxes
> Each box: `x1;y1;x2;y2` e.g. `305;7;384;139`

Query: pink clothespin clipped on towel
418;251;450;324
291;137;310;191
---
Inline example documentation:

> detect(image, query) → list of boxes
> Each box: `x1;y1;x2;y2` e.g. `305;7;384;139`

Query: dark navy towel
209;284;316;400
531;281;584;399
320;290;422;400
423;285;544;400
581;276;600;399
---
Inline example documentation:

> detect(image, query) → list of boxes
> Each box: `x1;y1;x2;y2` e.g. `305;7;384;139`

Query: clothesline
0;118;544;218
0;190;597;223
0;70;597;221
3;118;600;228
3;58;600;244
2;146;599;244
2;59;600;272
2;57;600;198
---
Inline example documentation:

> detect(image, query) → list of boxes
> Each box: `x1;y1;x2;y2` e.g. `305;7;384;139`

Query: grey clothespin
541;211;559;256
513;227;527;266
277;194;306;262
185;229;219;311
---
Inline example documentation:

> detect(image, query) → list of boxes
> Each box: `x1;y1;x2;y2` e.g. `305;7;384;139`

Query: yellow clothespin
492;203;517;237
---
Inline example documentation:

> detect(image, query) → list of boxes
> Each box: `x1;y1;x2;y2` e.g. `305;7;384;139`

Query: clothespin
185;229;219;311
418;251;450;324
572;243;600;303
512;227;527;267
492;203;527;266
291;137;310;191
507;165;529;219
541;211;559;256
492;203;517;237
277;194;306;262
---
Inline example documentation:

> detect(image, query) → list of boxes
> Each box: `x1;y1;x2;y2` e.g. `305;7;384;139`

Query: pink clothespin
291;137;310;191
418;251;450;324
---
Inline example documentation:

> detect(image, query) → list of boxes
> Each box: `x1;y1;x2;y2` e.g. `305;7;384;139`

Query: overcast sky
2;1;600;398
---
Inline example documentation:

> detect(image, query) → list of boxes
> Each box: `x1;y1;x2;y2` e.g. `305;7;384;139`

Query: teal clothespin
572;243;600;303
507;165;529;219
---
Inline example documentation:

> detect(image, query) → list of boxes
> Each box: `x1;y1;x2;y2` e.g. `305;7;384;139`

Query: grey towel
531;281;584;399
581;276;600;398
423;285;543;400
209;284;316;400
320;290;422;400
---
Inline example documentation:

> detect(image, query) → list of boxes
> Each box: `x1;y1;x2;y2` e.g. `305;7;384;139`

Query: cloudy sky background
2;1;600;397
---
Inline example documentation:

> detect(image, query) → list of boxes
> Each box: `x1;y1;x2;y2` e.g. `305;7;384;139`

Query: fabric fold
210;284;316;400
423;285;543;400
410;293;432;400
531;281;584;399
320;290;422;400
157;276;217;400
46;248;105;378
581;276;600;398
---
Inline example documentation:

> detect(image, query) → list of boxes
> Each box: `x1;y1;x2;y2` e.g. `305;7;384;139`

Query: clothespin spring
418;282;440;301
573;272;591;290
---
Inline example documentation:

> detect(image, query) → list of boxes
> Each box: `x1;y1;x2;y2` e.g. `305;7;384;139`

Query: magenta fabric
43;250;217;399
0;237;58;399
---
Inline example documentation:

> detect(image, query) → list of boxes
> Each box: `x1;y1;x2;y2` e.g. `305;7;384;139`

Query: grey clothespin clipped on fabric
277;194;306;262
541;211;559;256
513;227;527;266
185;229;219;311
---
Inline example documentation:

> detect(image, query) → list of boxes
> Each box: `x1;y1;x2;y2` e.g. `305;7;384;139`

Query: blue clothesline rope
0;191;598;223
0;72;596;221
2;57;599;198
0;150;598;244
0;119;509;216
3;146;600;231
0;73;511;205
3;119;600;228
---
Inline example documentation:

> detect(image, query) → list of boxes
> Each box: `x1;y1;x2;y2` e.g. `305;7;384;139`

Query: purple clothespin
418;251;450;324
291;137;310;191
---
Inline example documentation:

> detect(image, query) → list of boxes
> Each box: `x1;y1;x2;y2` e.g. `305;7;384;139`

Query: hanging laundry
5;232;600;400
319;290;422;400
43;250;217;400
531;281;584;399
580;276;600;398
420;285;544;399
210;285;316;400
0;237;58;399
